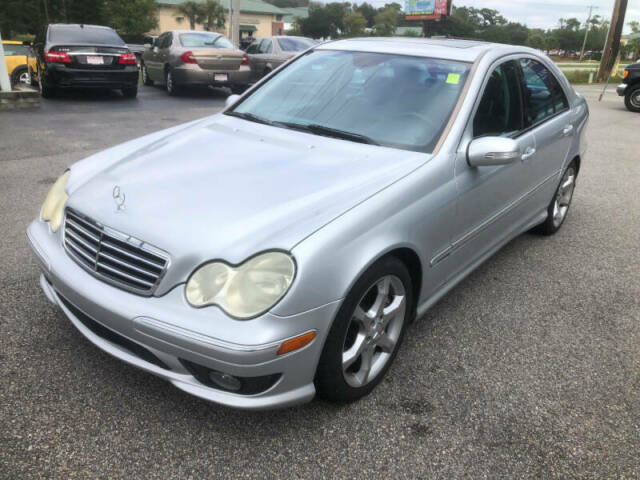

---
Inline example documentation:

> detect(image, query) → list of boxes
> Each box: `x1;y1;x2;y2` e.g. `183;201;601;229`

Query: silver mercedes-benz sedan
28;38;588;410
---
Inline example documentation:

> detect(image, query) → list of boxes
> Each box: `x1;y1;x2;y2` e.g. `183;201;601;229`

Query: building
154;0;287;39
280;7;309;33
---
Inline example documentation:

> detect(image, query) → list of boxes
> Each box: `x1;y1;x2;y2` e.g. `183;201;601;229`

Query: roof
317;37;496;62
280;7;309;23
157;0;286;15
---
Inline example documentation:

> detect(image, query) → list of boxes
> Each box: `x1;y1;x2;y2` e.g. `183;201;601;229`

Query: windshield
180;33;233;49
277;37;315;52
49;26;125;45
229;50;470;152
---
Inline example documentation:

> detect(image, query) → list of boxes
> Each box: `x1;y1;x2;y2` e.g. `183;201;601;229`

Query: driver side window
473;60;524;138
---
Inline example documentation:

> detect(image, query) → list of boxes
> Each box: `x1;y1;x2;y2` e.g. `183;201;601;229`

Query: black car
34;24;139;98
616;61;640;112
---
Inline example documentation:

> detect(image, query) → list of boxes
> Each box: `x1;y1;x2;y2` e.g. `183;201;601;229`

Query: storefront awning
240;25;257;32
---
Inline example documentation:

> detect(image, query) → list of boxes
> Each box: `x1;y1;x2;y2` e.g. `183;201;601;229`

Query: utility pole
0;31;13;92
579;5;598;62
597;0;628;82
229;0;240;48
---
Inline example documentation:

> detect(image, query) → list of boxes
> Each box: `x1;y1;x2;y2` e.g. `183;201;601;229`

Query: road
1;84;639;479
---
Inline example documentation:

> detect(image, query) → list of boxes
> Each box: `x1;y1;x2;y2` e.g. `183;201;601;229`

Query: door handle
562;124;574;136
521;146;536;161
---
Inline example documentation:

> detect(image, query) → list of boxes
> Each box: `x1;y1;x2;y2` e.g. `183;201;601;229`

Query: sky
361;0;640;33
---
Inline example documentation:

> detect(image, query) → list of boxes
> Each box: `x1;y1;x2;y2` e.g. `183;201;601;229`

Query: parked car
140;30;250;95
119;33;156;62
28;38;588;409
245;36;316;82
616;61;640;112
2;40;37;87
33;24;139;98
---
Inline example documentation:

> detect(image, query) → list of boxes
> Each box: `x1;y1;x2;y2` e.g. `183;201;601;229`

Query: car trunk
50;45;129;69
191;49;243;71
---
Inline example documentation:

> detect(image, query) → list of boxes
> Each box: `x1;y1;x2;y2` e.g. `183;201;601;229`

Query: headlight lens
185;251;296;318
41;171;70;232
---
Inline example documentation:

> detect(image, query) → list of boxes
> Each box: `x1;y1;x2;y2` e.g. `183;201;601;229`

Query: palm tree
203;0;226;31
176;1;205;30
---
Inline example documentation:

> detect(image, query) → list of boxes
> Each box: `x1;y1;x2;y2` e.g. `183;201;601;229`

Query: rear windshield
179;33;233;49
2;44;31;56
277;37;314;52
49;26;125;45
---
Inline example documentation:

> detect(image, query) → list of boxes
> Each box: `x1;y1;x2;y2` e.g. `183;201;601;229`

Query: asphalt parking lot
1;84;639;479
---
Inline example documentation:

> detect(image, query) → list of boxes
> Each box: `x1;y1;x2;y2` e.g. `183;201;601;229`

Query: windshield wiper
274;122;380;146
225;111;274;126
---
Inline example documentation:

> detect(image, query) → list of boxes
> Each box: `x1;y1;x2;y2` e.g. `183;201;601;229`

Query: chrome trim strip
430;170;559;266
98;251;159;278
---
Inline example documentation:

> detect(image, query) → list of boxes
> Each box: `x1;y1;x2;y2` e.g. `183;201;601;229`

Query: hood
66;114;427;292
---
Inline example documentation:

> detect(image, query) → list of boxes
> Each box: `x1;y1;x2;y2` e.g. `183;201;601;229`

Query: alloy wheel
552;166;576;228
18;71;30;84
631;90;640;109
342;275;406;388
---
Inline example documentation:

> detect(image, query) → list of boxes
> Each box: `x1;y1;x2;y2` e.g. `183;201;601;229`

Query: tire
141;62;153;86
533;160;578;235
122;86;138;98
315;256;414;402
39;76;55;98
230;84;247;95
624;85;640;113
11;65;29;87
262;68;271;79
165;69;180;96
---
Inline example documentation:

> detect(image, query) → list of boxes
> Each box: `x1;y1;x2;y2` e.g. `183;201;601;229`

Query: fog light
208;371;242;392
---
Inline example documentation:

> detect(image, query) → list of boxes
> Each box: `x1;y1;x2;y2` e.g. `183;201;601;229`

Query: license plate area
213;73;228;82
86;56;104;65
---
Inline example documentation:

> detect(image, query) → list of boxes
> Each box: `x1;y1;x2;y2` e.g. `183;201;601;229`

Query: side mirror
225;94;240;108
467;137;520;167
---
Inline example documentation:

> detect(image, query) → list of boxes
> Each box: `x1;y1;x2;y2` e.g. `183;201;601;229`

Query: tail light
180;51;197;64
240;53;249;66
118;52;137;65
44;50;70;63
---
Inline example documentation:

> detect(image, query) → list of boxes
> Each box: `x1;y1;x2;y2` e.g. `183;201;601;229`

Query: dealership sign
405;0;448;20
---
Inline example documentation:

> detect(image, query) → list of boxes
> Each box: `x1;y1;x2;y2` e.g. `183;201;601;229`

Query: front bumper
27;219;339;409
172;64;251;87
616;83;627;96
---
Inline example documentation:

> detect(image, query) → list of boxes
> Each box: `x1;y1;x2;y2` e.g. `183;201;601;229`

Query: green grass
563;69;623;84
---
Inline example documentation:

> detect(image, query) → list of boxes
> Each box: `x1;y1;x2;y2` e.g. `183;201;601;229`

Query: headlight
41;171;70;232
185;251;296;319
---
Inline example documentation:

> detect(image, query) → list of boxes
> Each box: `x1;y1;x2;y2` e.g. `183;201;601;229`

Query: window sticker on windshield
446;73;461;84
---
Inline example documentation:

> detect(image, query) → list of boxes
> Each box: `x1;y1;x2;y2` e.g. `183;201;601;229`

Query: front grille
63;208;169;296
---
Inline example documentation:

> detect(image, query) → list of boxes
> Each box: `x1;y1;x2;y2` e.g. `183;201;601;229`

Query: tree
104;0;158;34
297;2;348;39
176;1;206;29
202;0;226;31
374;7;397;37
354;2;376;28
344;11;367;37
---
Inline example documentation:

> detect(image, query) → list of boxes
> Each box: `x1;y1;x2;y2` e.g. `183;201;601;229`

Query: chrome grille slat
100;238;165;268
65;218;101;242
65;238;97;263
97;251;159;279
65;229;98;254
63;208;169;296
97;262;155;288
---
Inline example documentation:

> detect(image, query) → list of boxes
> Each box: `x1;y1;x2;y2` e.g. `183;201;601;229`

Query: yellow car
2;40;38;86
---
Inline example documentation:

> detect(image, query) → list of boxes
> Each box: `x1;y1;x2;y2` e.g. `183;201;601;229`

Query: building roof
280;7;309;23
157;0;287;16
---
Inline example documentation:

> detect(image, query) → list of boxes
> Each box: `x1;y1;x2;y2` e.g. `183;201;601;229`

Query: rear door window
259;39;273;54
519;58;569;125
49;26;125;45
